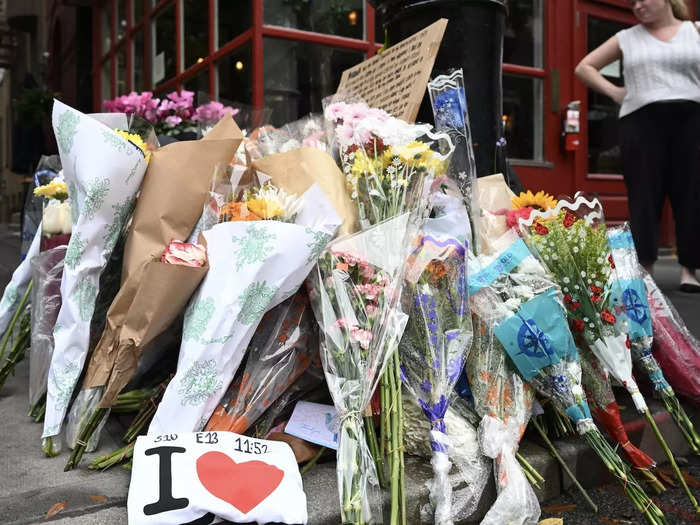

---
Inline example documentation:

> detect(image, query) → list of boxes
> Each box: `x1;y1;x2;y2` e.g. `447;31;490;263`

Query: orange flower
219;201;262;222
426;260;448;280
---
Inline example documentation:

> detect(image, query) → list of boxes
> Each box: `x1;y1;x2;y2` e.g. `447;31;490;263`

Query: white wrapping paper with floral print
148;184;341;435
42;100;148;442
0;226;40;339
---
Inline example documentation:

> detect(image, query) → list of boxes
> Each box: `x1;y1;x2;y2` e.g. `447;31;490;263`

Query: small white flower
597;257;604;264
583;317;589;322
587;278;592;284
563;277;570;284
552;254;559;260
595;281;602;287
580;271;586;277
574;285;580;290
573;246;579;253
589;323;595;328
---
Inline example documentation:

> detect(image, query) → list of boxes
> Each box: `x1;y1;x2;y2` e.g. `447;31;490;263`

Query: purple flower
496;137;507;147
399;365;407;384
418;395;450;449
420;380;432;393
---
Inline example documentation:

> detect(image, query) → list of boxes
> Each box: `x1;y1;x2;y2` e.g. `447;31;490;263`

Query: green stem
644;408;700;516
89;442;135;470
300;446;326;475
0;329;31;390
364;415;386;487
388;356;400;525
661;393;700;455
0;281;32;362
532;418;598;512
516;451;545;485
64;407;108;471
393;351;405;525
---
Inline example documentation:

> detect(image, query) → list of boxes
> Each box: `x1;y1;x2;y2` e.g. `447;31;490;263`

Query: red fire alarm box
562;101;581;151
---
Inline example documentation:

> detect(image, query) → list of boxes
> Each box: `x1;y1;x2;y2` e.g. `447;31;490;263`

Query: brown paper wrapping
251;147;358;235
83;117;242;406
476;173;517;255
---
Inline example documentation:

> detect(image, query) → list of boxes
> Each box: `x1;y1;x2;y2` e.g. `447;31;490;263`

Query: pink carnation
357;283;382;301
161;239;207;266
365;304;379;319
350;327;373;350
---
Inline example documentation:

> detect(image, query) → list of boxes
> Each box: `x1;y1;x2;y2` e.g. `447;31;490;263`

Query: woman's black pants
619;100;700;269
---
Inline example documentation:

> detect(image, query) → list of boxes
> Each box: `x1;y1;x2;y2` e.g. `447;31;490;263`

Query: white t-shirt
616;21;700;117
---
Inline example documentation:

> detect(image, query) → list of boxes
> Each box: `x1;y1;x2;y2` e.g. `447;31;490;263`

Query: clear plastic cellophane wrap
427;69;479;253
607;224;672;396
398;180;473;524
517;194;647;414
245;114;328;160
644;269;700;405
28;245;67;411
467;231;554;525
470;230;595;436
206;288;318;433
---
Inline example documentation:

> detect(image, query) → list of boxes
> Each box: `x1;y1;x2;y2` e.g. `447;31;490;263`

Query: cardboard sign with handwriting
128;431;307;524
336;19;447;123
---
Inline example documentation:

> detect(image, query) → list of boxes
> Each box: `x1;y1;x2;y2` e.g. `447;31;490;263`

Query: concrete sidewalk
0;223;698;525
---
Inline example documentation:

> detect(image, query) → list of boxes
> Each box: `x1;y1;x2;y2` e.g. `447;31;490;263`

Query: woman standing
575;0;700;292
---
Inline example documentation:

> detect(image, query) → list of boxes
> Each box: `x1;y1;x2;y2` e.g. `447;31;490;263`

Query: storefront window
117;45;127;96
133;30;145;92
152;4;176;86
117;0;127;41
217;44;253;105
133;0;144;24
102;2;112;54
264;0;365;40
218;0;252;48
184;0;210;69
503;74;543;161
503;0;543;68
184;68;210;97
263;38;364;126
101;58;112;101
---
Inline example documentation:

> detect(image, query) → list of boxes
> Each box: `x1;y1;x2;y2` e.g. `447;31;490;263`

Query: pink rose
161;239;207;266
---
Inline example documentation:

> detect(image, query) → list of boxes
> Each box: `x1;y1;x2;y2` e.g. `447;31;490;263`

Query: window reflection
263;38;364;126
218;0;252;47
184;0;209;69
503;0;543;68
152;5;176;86
264;0;364;40
503;74;543;161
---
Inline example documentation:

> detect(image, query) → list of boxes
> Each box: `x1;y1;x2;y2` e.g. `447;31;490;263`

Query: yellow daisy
512;190;557;212
115;129;151;164
34;179;68;202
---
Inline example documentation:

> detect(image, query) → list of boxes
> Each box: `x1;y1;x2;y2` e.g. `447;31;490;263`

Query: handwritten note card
336;19;448;123
284;401;339;450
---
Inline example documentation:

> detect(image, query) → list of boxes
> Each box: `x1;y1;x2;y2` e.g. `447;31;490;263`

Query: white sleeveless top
616;21;700;117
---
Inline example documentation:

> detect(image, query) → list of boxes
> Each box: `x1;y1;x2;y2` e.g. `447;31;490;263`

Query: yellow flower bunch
34;179;68;202
512;190;557;212
244;183;301;221
115;129;151;164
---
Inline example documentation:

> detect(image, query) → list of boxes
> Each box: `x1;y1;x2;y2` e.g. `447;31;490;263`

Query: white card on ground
284;401;339;450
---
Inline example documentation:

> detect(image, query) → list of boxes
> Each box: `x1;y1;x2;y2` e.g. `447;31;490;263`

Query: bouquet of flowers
427;69;479;251
147;156;342;437
608;224;700;454
63;117;241;467
518;194;696;517
465;237;540;525
42;101;151;455
323;98;452;523
206;289;318;433
643;271;700;405
398;182;473;524
471;230;667;522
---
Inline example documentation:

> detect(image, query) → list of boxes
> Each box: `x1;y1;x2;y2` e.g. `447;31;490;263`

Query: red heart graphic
196;451;284;514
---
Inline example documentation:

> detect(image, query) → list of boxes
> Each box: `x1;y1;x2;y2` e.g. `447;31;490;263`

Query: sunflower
511;190;557;212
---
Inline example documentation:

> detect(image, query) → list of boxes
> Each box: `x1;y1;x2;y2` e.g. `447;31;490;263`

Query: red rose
534;222;549;235
569;301;581;311
572;319;585;332
625;335;631;349
608;254;616;269
563;211;577;228
601;309;616;324
564;293;572;304
591;295;602;303
590;285;602;294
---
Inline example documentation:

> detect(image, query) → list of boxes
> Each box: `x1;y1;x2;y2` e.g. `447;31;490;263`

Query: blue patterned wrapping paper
494;288;578;381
